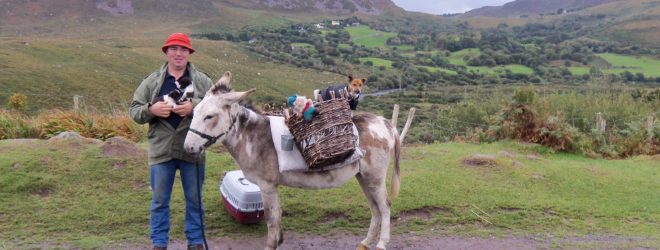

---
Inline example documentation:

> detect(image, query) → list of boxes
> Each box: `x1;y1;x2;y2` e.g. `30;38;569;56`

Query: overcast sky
391;0;513;15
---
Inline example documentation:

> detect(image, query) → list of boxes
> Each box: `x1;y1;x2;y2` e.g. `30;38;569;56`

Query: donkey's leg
373;186;391;250
356;174;381;250
358;160;390;249
260;185;283;250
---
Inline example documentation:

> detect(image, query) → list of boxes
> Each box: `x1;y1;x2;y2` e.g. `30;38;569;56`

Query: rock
101;136;145;157
526;154;543;161
512;161;524;168
49;131;83;140
498;150;515;158
462;154;498;168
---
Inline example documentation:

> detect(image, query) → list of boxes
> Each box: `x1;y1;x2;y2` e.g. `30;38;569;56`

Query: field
598;53;660;77
359;57;394;68
568;66;591;75
416;65;458;75
0;139;657;248
450;48;482;66
345;26;397;48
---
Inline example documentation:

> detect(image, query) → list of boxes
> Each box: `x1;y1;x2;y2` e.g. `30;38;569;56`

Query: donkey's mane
211;84;232;94
239;100;261;115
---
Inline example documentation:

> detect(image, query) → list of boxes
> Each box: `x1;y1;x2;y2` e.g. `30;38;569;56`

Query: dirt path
117;232;657;250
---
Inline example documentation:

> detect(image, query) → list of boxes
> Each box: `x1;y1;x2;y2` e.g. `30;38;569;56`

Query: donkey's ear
224;88;256;103
211;71;232;95
217;71;232;87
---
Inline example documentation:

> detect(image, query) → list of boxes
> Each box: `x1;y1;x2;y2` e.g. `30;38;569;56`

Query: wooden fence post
647;114;655;140
391;104;399;128
596;112;606;132
73;95;81;111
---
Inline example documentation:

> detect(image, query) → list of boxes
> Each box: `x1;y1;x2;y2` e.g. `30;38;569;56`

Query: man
129;33;213;250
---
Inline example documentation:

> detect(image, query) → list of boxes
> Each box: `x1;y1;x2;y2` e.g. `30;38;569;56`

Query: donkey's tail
390;107;415;200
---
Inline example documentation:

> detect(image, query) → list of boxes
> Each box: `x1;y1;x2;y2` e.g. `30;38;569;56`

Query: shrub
0;109;40;139
492;103;538;141
7;93;27;111
37;109;146;142
612;119;659;157
513;87;536;105
490;103;583;152
533;114;582;152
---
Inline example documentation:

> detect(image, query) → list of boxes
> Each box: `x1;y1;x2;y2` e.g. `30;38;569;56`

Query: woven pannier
286;95;356;169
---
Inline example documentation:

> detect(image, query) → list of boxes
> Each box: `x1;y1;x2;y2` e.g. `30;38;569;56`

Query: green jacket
129;62;213;165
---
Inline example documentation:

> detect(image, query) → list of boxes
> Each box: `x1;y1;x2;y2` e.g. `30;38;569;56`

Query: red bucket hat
161;33;195;54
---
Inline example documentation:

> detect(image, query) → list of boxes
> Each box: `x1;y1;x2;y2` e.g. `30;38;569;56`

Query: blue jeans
150;159;205;247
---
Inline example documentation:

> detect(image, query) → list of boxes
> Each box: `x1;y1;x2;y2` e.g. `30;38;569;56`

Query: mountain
0;0;219;26
221;0;402;14
0;0;401;26
463;0;619;17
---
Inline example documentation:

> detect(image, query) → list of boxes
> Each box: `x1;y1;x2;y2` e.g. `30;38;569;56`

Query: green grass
416;65;458;75
598;53;660;77
466;66;497;74
337;43;352;49
345;26;397;48
359;57;393;68
291;43;317;53
1;140;658;248
503;64;534;74
569;66;591;75
290;43;314;48
449;48;482;66
464;64;533;75
389;45;415;51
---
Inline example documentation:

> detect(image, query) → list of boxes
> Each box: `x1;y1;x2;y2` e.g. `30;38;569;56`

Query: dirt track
119;232;656;250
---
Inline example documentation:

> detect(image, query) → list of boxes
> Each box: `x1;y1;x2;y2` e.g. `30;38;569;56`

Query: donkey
184;71;415;250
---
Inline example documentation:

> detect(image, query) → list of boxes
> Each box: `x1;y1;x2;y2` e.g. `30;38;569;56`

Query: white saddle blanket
268;116;363;172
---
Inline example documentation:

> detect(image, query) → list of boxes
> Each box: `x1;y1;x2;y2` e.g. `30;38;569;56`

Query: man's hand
172;100;193;117
149;101;173;118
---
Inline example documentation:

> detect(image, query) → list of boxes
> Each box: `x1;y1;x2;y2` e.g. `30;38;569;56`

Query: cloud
391;0;513;15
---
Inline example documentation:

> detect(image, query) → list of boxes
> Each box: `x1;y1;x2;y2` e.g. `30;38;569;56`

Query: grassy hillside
582;0;660;46
0;35;343;113
0;139;658;248
463;0;617;17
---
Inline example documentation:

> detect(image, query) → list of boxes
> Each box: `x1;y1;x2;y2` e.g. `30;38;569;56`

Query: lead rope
196;160;209;250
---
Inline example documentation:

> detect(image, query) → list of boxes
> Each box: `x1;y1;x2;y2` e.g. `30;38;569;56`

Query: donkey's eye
204;115;213;121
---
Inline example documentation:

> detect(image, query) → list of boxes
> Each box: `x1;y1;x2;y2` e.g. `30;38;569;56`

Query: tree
621;71;635;82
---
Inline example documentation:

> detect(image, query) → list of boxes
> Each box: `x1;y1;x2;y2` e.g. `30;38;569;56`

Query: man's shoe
152;246;167;250
187;244;204;250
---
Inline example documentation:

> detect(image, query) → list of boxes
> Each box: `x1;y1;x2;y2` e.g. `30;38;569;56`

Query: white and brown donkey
184;72;415;250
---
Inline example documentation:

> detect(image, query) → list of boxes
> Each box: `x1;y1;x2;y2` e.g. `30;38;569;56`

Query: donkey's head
184;71;255;155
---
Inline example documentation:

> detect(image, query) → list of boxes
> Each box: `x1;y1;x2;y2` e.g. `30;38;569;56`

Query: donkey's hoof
356;243;369;250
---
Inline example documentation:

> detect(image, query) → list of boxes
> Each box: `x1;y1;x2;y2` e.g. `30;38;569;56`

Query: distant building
351;22;360;26
315;23;325;29
331;20;340;26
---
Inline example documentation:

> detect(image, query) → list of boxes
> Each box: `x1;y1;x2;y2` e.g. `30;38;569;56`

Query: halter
188;114;237;148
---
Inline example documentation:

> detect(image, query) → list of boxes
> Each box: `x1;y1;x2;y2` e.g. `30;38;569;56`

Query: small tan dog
314;75;366;110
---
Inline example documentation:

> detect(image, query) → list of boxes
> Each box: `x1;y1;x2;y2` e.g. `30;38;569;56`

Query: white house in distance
331;20;340;26
315;23;325;29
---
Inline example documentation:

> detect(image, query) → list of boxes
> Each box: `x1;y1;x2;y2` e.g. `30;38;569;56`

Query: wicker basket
286;96;356;169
